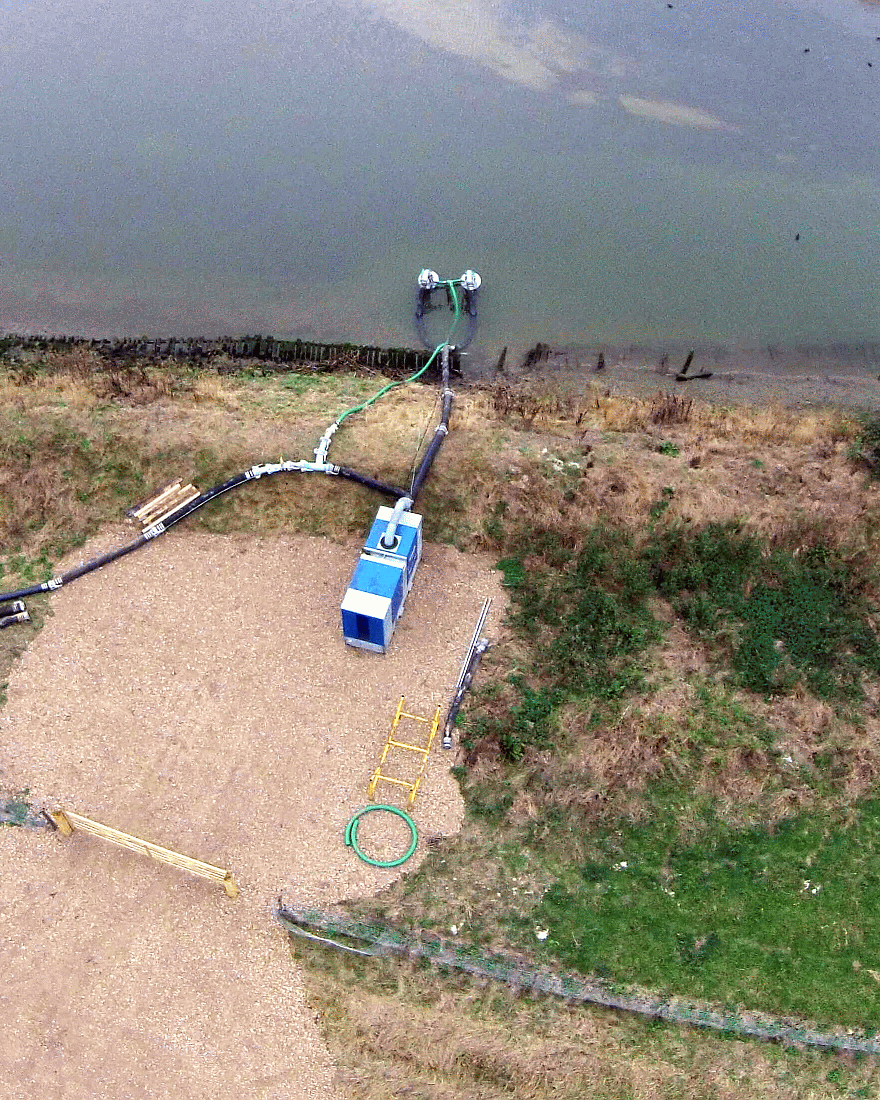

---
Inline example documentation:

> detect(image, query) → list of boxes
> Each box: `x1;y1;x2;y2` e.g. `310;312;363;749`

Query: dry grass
470;382;880;595
2;362;875;574
296;940;879;1100
455;599;880;839
4;358;878;796
481;380;855;445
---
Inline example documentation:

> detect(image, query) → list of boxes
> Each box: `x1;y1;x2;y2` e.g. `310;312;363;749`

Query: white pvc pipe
380;494;414;548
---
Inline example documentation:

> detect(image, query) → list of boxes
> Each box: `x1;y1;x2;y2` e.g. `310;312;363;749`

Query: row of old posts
0;332;460;377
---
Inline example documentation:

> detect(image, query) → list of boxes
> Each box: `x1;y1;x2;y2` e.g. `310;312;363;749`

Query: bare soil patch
0;528;505;1098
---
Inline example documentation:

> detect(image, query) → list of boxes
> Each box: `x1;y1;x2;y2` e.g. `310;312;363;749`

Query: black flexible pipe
50;473;252;590
156;471;251;527
0;462;401;604
0;611;30;629
410;348;454;501
58;534;153;585
0;583;50;601
336;468;409;499
410;424;448;500
0;313;472;605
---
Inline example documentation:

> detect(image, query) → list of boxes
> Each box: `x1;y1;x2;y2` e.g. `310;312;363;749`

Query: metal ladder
367;696;441;805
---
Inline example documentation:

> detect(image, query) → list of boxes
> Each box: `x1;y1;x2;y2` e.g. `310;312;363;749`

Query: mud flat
467;342;880;412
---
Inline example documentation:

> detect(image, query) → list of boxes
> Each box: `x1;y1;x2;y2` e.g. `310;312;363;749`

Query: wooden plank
53;809;238;895
129;480;181;520
49;809;74;835
138;485;201;527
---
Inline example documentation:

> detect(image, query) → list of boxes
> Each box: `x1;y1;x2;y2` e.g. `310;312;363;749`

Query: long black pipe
0;311;470;604
336;468;408;499
0;532;153;601
0;463;404;603
410;346;454;501
0;470;251;601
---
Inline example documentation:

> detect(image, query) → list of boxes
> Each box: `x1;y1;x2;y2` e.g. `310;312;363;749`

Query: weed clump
645;522;880;700
475;525;660;763
850;412;880;476
469;516;880;776
502;525;659;700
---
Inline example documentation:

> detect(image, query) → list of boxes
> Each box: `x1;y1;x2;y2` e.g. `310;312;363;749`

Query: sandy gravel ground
0;528;505;1099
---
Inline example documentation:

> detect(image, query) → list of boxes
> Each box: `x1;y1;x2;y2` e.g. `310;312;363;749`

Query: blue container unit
341;506;423;653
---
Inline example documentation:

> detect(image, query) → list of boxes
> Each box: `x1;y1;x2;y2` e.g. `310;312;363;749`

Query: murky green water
1;0;878;351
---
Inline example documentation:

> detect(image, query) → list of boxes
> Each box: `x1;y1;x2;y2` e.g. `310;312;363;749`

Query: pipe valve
460;269;482;291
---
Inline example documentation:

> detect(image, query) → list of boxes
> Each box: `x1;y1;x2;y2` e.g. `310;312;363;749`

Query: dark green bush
851;413;880;476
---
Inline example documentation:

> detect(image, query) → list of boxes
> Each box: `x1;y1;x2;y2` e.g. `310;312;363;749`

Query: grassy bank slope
2;352;880;1098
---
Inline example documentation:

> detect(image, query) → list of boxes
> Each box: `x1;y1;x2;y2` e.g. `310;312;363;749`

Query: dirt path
0;529;505;1098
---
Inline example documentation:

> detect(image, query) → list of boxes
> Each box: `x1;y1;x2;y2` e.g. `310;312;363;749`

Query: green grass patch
1;790;33;825
530;798;880;1029
439;516;880;1031
473;519;879;771
502;525;661;701
0;548;54;586
470;527;661;763
645;522;880;700
849;413;880;477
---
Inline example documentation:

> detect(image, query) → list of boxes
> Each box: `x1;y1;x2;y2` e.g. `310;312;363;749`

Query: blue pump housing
341;506;423;653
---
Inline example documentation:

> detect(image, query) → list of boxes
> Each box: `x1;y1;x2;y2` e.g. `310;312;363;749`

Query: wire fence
277;904;880;1056
8;788;878;1056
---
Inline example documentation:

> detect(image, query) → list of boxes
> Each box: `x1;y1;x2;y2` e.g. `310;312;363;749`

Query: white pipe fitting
380;495;414;549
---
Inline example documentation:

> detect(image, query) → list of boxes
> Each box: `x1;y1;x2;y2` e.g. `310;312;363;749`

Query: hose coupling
0;610;30;629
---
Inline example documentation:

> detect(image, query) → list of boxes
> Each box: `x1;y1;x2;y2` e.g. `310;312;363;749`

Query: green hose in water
345;804;419;868
334;280;461;428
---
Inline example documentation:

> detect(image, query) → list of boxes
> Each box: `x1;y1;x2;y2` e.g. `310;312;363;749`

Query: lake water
1;0;879;355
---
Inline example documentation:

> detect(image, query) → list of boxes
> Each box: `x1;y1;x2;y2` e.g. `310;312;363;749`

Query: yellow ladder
367;696;441;805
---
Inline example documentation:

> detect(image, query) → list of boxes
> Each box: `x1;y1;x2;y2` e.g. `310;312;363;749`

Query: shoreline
4;331;880;413
465;342;880;413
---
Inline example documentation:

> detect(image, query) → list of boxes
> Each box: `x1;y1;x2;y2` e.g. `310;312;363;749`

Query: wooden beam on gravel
48;808;239;897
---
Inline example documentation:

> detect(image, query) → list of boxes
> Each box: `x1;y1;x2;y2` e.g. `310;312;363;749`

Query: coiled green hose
345;804;419;868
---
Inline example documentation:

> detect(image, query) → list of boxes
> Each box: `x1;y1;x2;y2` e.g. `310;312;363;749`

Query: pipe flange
460;269;482;291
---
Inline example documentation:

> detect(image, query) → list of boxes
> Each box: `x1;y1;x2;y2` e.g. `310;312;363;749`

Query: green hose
335;280;461;428
345;804;419;868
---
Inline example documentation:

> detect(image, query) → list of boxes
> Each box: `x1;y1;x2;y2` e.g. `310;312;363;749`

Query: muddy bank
6;330;880;412
465;342;880;412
